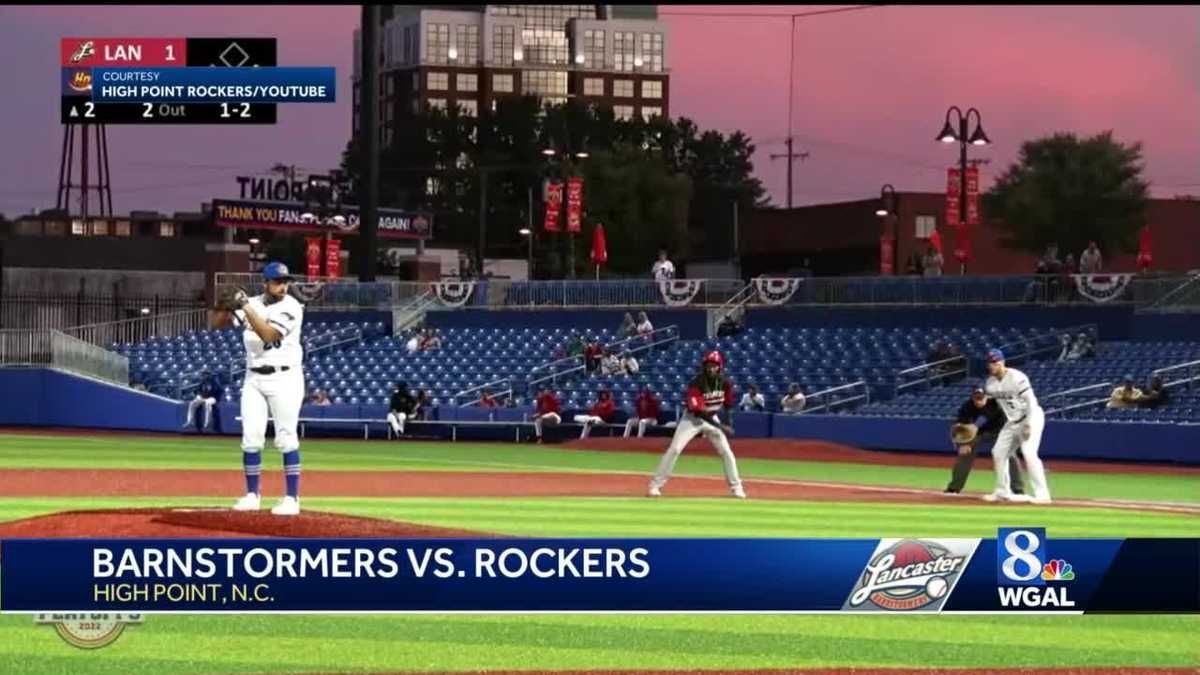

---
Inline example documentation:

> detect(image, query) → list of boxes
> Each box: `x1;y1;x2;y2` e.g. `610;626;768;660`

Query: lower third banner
1;532;1195;613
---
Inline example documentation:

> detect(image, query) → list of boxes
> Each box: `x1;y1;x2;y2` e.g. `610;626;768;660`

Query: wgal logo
996;528;1076;609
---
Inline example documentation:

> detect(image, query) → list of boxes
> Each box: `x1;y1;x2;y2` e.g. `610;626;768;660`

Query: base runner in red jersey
648;350;746;498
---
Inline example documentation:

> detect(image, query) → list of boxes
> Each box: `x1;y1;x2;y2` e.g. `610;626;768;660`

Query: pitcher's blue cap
263;262;293;281
986;348;1005;363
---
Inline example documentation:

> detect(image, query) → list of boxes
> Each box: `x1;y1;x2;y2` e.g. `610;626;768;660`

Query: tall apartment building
352;5;670;147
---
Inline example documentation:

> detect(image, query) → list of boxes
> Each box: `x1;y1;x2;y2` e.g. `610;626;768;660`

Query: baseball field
0;430;1197;673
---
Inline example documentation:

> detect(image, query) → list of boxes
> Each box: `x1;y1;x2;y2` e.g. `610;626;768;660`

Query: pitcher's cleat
232;492;261;511
647;485;662;497
271;496;301;516
1006;493;1034;503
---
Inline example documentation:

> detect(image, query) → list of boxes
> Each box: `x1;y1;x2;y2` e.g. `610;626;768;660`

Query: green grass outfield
0;434;1196;673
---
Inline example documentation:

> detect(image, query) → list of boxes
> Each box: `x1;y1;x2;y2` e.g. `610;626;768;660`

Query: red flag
590;222;608;265
325;237;341;277
566;177;584;233
953;223;972;264
1136;225;1153;270
929;228;943;255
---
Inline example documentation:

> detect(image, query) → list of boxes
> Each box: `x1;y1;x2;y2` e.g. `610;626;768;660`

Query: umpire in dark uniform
945;384;1025;495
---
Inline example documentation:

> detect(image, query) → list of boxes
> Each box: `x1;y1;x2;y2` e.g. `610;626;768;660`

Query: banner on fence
658;279;703;307
753;277;802;305
212;200;431;240
1073;274;1133;303
432;281;477;307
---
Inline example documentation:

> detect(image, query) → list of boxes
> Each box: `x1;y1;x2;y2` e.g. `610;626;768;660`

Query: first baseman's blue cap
263;261;294;281
986;348;1005;363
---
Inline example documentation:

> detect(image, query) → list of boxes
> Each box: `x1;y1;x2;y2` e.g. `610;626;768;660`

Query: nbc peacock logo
1041;559;1075;582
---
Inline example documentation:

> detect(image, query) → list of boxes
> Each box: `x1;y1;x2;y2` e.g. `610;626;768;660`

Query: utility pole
359;4;380;282
770;138;809;209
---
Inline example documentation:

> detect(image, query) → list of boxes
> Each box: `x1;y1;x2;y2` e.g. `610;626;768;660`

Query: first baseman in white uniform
221;262;306;516
982;348;1052;504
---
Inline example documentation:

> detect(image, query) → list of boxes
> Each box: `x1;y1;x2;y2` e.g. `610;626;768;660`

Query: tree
984;131;1149;258
581;142;692;276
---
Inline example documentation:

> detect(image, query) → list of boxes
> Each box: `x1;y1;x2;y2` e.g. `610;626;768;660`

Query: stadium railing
66;308;211;350
0;329;129;385
989;324;1099;368
1043;382;1115;417
893;355;969;396
522;325;681;400
0;292;201;332
797;380;870;414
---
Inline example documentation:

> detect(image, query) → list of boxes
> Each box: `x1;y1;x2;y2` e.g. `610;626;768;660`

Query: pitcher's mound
0;508;489;539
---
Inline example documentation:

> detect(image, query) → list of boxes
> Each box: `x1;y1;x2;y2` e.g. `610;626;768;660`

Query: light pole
875;184;897;276
519;227;533;278
936;106;991;275
541;145;589;279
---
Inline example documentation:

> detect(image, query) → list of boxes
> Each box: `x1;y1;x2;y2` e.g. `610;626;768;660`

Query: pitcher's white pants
649;413;743;491
240;368;305;454
991;407;1051;500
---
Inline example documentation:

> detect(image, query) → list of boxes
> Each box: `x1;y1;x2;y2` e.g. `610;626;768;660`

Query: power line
660;6;886;19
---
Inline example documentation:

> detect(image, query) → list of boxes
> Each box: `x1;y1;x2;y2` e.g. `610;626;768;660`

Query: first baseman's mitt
950;423;979;446
216;285;249;311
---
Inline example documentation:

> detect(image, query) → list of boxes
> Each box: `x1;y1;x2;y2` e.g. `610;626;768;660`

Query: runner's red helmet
703;350;724;371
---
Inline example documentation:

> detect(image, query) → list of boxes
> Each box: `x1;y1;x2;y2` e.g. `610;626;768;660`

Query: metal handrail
713;283;755;328
895;355;968;393
1153;359;1200;377
1047;396;1113;416
455;376;514;407
799;380;869;414
992;324;1098;364
1143;272;1200;309
525;325;681;394
1043;381;1114;403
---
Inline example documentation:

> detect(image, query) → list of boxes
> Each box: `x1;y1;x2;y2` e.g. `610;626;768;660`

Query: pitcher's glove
950;423;979;446
216;286;249;311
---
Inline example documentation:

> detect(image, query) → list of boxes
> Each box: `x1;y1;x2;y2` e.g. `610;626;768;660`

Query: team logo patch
843;538;977;612
69;70;93;92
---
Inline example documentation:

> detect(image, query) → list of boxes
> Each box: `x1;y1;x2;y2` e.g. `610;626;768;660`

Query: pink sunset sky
0;4;1196;217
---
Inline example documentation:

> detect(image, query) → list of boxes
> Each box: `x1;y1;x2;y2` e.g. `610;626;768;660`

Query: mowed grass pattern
0;433;1196;672
0;435;1196;504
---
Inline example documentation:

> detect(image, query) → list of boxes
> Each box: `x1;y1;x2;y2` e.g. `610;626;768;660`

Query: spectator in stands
601;349;623;376
624;386;662;438
905;251;923;276
922;245;944;277
183;370;219;431
1079;241;1103;273
717;313;744;337
413;390;431;420
404;330;421;355
1063;253;1078;275
740;384;766;412
620;312;638;338
781;383;807;414
531;387;562;443
566;333;585;358
479;388;498;409
652;249;676;281
636;311;654;338
798;257;815;278
1107;375;1144;409
1066;333;1096;361
927;340;954;368
1036;244;1062;275
386;381;416;437
574;389;616;439
583;339;604;374
620;350;640;375
1137;375;1169;409
425;329;443;351
1056;334;1074;361
309;390;332;406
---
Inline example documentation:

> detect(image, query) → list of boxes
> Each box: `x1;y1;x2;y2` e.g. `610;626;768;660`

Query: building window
492;25;515;66
457;99;478;117
492;73;514;93
114;220;131;236
427;97;448;111
489;5;596;66
159;222;176;237
91;220;109;236
71;219;85;235
640;32;664;73
456;73;478;92
915;215;937;239
613;104;634;121
428;72;449;90
426;177;441;196
583;77;604;96
521;70;568;98
613;31;635;71
455;24;480;64
14;220;42;236
44;220;66;236
583;29;605;69
642;80;662;99
641;106;662;120
613;79;634;97
425;23;450;64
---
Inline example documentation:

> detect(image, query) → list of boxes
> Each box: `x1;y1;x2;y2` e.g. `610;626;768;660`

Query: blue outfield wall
2;358;1196;464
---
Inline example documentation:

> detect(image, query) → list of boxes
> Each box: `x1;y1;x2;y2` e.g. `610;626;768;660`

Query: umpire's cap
263;261;294;281
971;383;986;396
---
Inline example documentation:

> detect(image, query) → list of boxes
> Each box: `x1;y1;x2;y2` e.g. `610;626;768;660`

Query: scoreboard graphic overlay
61;37;278;125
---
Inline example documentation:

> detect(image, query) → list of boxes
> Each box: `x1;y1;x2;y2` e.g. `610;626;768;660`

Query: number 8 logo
1002;530;1042;582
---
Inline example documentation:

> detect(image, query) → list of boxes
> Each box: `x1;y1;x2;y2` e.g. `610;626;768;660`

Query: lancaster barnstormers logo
844;539;977;612
70;40;96;64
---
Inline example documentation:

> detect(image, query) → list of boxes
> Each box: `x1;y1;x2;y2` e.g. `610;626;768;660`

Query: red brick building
739;192;1200;277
